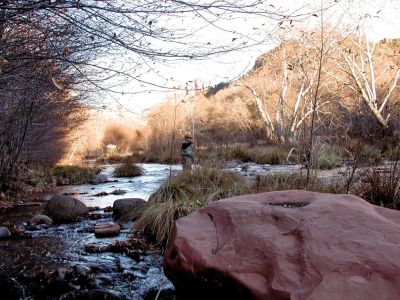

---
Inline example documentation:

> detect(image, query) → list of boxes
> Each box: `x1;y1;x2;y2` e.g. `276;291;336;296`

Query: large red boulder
164;190;400;300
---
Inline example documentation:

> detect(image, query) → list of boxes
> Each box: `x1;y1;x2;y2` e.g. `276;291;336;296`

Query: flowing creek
2;161;352;299
25;164;180;299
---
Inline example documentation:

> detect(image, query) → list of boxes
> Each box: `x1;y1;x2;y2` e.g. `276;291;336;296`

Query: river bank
0;160;397;299
0;163;180;300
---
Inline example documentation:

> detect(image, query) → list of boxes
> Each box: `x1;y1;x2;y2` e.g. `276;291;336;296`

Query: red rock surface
94;222;120;238
164;190;400;300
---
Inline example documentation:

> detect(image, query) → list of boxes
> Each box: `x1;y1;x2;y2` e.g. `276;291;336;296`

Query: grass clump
114;160;144;177
52;165;100;185
131;166;247;244
96;154;126;164
223;145;288;165
314;144;341;170
354;163;400;209
251;146;287;165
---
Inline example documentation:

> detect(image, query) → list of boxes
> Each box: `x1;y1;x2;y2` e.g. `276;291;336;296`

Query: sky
97;0;400;121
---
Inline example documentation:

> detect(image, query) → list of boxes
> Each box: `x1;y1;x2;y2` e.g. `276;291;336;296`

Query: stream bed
1;163;181;300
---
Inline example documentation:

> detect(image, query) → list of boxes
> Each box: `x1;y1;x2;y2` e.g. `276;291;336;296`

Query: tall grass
52;165;100;185
131;166;247;244
354;159;400;209
114;159;144;177
220;145;288;165
313;144;341;170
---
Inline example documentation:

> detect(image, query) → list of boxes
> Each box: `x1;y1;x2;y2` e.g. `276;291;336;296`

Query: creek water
65;163;181;207
29;163;181;299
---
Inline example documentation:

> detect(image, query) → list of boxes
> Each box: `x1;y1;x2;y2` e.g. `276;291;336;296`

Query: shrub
252;173;305;192
228;145;253;162
222;145;288;165
250;146;287;165
114;162;144;177
141;149;180;164
345;140;383;167
52;165;100;185
314;144;341;170
95;154;125;164
354;163;400;209
360;144;383;166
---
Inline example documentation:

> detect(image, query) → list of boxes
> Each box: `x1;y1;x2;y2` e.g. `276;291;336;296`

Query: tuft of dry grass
130;166;247;244
221;145;288;165
114;160;144;177
354;163;400;209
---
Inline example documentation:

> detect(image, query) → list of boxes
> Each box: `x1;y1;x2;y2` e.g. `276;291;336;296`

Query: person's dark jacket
181;140;193;158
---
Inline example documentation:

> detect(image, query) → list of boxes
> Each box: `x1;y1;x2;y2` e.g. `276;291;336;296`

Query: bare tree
335;33;400;128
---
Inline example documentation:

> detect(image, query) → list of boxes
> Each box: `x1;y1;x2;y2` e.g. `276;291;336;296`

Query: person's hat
184;133;193;139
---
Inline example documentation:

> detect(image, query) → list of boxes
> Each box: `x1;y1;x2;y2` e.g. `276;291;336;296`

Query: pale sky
98;0;400;120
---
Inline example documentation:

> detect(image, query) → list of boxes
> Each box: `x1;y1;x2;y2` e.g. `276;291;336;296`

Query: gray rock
57;267;68;281
0;226;11;238
111;189;127;195
44;195;88;223
113;198;145;220
29;214;53;225
96;274;113;285
75;264;91;277
92;174;108;184
87;278;100;289
42;194;53;202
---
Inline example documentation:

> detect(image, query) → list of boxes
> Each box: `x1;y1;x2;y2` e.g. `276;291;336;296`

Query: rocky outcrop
113;198;145;220
44;195;88;223
94;222;120;238
29;214;53;225
164;190;400;300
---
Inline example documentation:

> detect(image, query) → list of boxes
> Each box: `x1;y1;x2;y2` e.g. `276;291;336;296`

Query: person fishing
181;133;194;172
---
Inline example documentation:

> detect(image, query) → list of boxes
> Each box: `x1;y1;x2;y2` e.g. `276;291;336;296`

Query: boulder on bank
113;198;145;220
164;190;400;300
29;214;53;225
44;195;88;223
94;222;120;237
92;174;108;184
0;226;11;239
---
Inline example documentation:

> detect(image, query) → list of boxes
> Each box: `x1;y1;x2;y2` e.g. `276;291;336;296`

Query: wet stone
0;226;11;238
96;274;113;285
57;268;68;281
111;189;127;195
92;174;108;184
75;265;91;277
94;222;121;238
29;214;53;225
